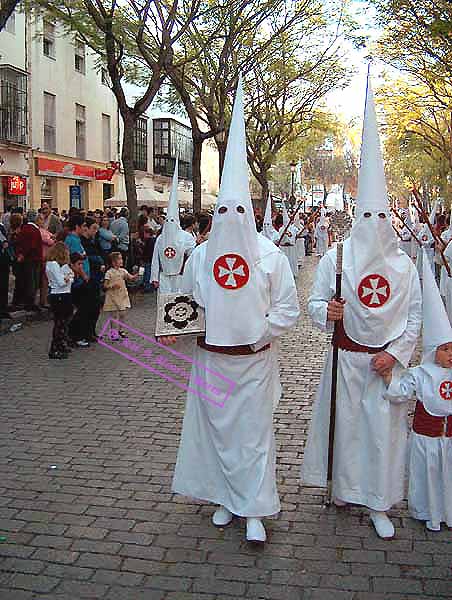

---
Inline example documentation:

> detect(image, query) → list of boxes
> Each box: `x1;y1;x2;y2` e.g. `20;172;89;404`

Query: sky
325;0;381;122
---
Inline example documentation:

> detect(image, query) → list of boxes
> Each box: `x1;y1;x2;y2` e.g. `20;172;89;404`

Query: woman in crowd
36;212;56;308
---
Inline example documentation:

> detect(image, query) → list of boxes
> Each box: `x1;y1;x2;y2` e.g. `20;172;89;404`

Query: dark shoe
48;351;68;359
26;305;42;313
118;330;128;338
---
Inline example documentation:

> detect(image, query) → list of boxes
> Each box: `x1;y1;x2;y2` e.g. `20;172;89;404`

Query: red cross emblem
358;274;391;308
321;226;326;231
287;231;292;238
422;235;428;242
439;380;452;400
213;253;249;290
164;247;176;259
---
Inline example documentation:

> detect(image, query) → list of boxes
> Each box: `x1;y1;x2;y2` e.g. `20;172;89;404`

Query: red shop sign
7;176;27;196
36;157;95;180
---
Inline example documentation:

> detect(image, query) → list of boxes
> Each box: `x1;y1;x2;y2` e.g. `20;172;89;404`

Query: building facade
0;9;218;214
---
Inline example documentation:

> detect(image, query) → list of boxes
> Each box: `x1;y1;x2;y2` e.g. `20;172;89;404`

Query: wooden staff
411;188;451;277
276;204;319;247
390;209;422;247
392;224;404;242
326;240;343;506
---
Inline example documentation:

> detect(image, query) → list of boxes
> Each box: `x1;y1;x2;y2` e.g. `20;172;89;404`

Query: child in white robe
384;253;452;531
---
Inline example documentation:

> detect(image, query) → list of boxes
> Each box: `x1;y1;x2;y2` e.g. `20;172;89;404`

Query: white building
0;10;120;212
0;9;218;214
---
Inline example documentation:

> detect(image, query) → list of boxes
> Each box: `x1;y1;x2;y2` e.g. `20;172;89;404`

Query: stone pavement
0;256;450;600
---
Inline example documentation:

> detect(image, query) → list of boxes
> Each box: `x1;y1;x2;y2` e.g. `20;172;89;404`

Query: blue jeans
143;261;152;291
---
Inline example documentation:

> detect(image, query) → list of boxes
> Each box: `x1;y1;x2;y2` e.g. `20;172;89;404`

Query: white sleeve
250;252;300;352
307;253;336;333
150;240;161;282
46;262;66;288
386;266;422;367
384;367;418;404
185;236;196;257
179;247;199;295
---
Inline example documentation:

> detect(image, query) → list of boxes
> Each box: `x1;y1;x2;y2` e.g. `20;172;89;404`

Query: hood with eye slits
158;159;188;275
341;74;413;347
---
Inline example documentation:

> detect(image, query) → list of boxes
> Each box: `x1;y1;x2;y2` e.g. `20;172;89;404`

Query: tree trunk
121;116;138;229
260;178;269;210
192;136;203;215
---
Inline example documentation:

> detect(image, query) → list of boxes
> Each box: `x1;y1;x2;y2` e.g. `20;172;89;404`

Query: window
43;20;56;58
41;177;54;203
0;66;28;145
74;40;86;74
75;103;86;159
153;118;192;180
103;183;114;201
133;116;148;171
101;68;110;86
43;92;56;153
3;5;15;34
102;114;111;162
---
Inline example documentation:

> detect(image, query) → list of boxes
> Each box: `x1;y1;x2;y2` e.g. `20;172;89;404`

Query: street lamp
289;161;297;209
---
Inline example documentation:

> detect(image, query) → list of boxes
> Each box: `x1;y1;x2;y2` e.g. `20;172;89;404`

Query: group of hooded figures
153;75;452;543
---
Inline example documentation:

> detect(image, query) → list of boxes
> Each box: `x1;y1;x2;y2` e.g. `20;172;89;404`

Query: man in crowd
14;210;43;312
40;202;62;235
110;208;130;266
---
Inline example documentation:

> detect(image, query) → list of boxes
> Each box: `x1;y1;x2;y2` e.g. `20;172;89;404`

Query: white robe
172;237;300;516
279;226;299;278
150;231;196;292
439;230;452;297
314;224;328;257
416;236;434;280
385;365;452;527
301;249;422;511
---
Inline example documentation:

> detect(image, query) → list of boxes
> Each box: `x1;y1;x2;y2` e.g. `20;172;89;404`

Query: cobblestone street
0;255;450;600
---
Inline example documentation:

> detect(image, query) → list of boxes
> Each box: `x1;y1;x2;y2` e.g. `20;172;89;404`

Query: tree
155;0;325;212
31;0;203;223
0;0;19;31
377;79;452;207
244;2;350;204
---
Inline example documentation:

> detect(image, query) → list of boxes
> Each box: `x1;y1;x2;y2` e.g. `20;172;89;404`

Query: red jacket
15;223;43;262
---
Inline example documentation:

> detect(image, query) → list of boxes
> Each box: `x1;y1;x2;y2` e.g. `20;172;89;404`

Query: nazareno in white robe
279;225;299;278
172;235;300;516
314;224;329;257
385;365;452;527
301;247;422;511
150;231;196;293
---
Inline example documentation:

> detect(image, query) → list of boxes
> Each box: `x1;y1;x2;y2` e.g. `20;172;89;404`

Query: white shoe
426;520;441;532
212;506;233;527
369;510;395;540
246;518;266;543
76;339;90;347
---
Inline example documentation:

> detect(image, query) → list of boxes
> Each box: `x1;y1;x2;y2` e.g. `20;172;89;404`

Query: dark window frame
153;118;192;180
133;116;148;172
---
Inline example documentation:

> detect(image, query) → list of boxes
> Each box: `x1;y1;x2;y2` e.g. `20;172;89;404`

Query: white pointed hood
422;250;452;363
418;251;452;417
263;193;277;241
158;159;187;275
341;74;413;347
200;75;273;346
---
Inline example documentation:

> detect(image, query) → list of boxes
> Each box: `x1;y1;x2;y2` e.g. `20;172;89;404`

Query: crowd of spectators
0;203;211;358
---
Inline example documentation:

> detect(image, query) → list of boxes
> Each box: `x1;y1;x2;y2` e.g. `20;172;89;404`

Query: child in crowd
45;242;74;359
103;252;138;337
384;251;452;532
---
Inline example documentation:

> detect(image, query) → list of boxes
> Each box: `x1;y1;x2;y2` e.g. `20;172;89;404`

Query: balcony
153;118;193;180
0;65;28;147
